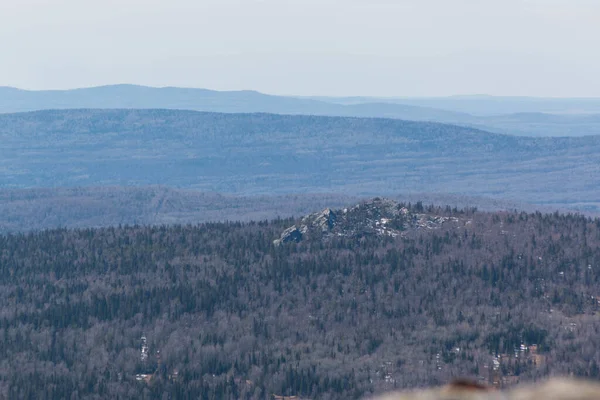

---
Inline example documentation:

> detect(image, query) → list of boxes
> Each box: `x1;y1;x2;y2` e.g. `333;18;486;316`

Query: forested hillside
2;109;600;212
1;200;600;399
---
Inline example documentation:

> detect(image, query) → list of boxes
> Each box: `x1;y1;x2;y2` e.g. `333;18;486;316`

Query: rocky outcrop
371;378;600;400
273;225;307;246
274;198;460;245
302;208;337;232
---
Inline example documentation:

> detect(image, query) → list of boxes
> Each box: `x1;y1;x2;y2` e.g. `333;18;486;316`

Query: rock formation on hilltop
274;198;461;245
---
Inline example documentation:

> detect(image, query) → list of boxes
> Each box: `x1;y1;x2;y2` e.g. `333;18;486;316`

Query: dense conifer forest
1;201;600;399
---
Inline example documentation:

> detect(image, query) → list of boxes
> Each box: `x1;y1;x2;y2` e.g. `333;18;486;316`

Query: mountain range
2;85;600;137
310;94;600;115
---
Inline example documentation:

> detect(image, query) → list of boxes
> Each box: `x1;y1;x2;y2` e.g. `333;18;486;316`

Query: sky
1;0;599;97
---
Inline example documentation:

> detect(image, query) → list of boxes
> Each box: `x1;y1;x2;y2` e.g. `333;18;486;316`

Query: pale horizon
2;0;599;97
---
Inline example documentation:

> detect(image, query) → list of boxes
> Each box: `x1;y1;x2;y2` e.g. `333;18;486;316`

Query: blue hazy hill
1;109;598;212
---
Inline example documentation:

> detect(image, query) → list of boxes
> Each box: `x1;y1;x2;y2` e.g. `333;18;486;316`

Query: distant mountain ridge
0;84;467;121
310;94;600;115
2;85;600;136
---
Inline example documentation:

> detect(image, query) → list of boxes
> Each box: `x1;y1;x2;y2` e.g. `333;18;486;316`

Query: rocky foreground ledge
371;378;600;400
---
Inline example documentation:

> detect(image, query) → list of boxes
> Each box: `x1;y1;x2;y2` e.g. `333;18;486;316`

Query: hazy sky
1;0;599;97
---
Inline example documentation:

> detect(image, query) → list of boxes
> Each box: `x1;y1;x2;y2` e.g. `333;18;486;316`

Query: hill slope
1;201;600;398
1;109;599;211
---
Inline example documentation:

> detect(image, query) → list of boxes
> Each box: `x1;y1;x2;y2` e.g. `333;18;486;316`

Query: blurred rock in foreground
372;378;600;400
